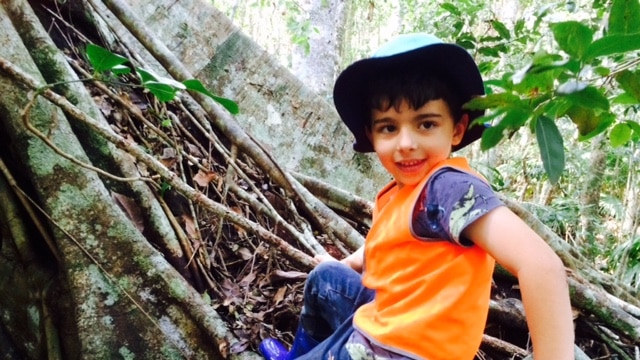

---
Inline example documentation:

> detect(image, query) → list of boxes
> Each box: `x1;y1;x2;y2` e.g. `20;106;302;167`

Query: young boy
260;33;575;360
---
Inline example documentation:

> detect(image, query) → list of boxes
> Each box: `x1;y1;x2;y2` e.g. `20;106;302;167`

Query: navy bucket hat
333;33;486;153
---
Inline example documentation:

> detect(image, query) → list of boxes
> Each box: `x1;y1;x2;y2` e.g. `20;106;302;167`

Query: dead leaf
237;247;253;260
181;214;198;239
238;271;256;287
193;169;219;187
273;286;287;304
111;192;145;232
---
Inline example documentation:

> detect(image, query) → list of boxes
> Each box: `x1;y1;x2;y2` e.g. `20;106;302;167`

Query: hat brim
333;43;485;153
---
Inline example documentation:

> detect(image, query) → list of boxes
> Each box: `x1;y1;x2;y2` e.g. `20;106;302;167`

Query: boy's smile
367;99;467;188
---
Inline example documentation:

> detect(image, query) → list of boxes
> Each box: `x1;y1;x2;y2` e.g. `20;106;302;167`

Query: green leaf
535;116;565;184
478;46;501;57
111;65;131;75
480;125;505;150
612;92;640;105
463;93;520;110
610;123;632;147
564;86;610;111
440;3;460;16
584;34;640;60
566;105;601;136
625;120;640;134
144;82;178;102
135;68;185;90
514;19;525;36
136;67;157;83
182;79;240;114
576;111;615;141
491;20;511;40
608;0;640;35
85;44;129;73
550;21;594;59
500;108;530;129
615;70;640;102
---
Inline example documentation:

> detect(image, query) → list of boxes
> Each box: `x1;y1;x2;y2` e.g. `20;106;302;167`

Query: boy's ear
452;114;469;146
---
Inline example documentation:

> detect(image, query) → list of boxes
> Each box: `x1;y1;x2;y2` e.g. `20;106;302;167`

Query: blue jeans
295;261;375;360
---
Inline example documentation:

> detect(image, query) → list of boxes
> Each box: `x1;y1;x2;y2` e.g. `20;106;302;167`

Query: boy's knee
310;261;347;280
306;261;349;292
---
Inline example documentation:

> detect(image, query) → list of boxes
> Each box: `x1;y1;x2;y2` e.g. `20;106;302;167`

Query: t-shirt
345;167;503;360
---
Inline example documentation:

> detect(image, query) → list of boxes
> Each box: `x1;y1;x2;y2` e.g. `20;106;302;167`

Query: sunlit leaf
85;44;128;73
610;123;632;147
144;82;178;102
608;0;640;35
182;79;240;114
111;64;132;75
136;67;157;83
550;21;593;59
557;80;589;95
136;68;185;90
535;116;565;184
584;34;640;60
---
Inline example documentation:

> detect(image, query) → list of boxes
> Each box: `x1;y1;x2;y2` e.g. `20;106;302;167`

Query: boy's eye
373;124;396;133
420;121;436;130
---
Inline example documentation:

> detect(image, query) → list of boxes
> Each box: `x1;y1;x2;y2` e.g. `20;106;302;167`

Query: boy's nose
397;128;418;151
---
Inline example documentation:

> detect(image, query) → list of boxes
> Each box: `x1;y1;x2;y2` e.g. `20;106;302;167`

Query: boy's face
366;99;467;188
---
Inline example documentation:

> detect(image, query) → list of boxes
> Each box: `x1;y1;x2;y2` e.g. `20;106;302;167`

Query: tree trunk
578;134;607;248
289;0;348;97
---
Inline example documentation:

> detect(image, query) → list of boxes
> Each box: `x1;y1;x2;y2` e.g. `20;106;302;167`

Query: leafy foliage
85;44;239;113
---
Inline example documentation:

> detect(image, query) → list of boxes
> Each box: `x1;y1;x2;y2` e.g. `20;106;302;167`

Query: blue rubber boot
258;338;289;360
259;325;319;360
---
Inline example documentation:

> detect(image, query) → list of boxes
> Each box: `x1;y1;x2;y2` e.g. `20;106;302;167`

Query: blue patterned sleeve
411;168;504;246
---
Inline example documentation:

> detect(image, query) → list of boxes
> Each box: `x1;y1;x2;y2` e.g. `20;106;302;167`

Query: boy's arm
463;206;575;360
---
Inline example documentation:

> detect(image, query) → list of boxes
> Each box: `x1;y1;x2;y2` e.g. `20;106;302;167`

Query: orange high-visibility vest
353;157;495;360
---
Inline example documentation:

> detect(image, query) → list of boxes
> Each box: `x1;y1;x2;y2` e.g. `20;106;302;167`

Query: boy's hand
313;247;364;273
313;254;338;265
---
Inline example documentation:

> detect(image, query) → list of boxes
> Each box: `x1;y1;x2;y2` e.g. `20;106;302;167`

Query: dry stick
584;321;633;360
95;0;363;254
292;170;373;228
0;56;315;271
481;334;529;359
